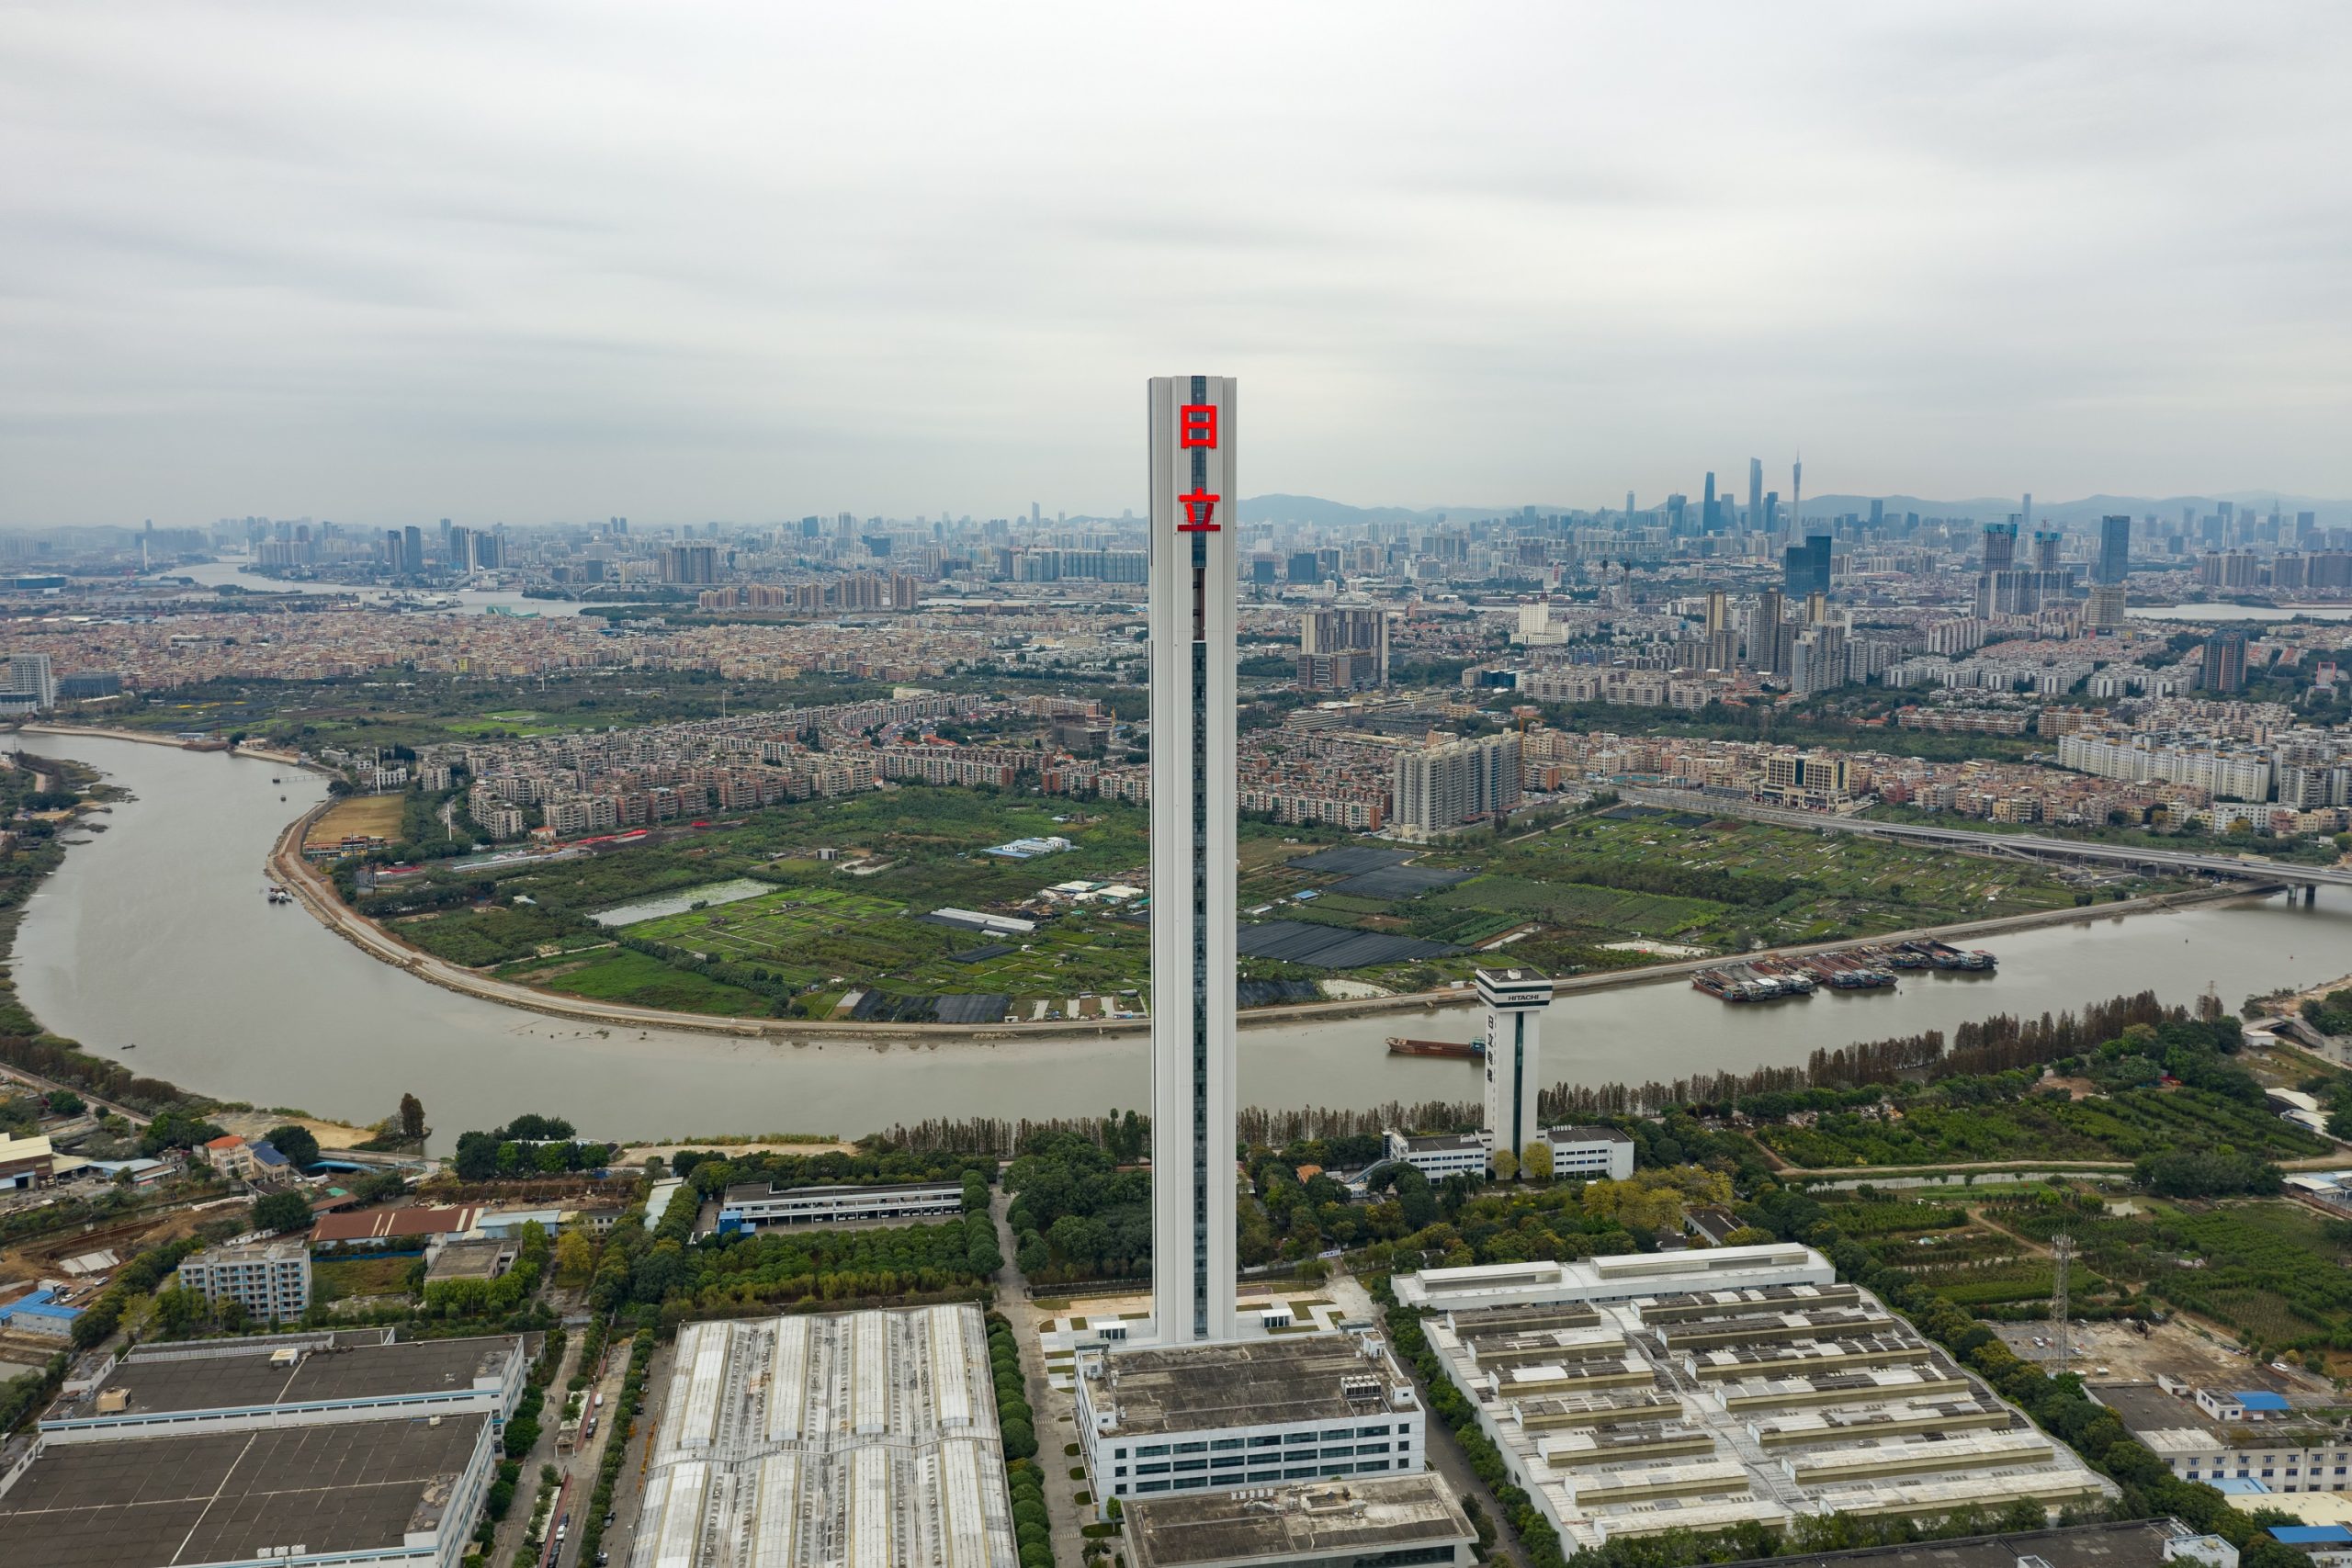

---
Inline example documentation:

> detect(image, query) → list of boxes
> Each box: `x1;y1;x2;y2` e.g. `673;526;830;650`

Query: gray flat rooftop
721;1179;962;1203
1402;1133;1485;1154
65;1337;512;1419
0;1413;487;1568
1125;1475;1470;1568
1717;1519;2189;1568
1099;1336;1412;1435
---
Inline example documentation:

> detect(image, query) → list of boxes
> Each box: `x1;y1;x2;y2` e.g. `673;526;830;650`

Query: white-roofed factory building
1396;1245;2116;1551
628;1305;1017;1568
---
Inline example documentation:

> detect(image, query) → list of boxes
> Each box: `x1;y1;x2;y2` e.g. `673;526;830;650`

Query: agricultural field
1753;1083;2331;1169
1412;806;2101;959
372;788;1158;1020
1985;1193;2352;1358
345;775;2164;1024
1815;1192;2077;1310
521;947;777;1016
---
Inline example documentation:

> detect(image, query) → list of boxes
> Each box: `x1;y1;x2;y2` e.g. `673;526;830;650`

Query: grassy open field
352;788;2163;1022
304;793;405;848
312;1254;415;1303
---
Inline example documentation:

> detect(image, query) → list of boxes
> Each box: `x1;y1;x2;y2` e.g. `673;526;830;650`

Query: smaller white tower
1479;967;1553;1173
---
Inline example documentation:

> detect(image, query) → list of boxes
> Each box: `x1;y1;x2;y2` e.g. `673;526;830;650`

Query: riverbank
24;731;2351;1138
267;786;2268;1043
23;721;317;773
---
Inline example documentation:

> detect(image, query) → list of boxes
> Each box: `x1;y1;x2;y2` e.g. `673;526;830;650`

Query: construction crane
2051;1232;2076;1377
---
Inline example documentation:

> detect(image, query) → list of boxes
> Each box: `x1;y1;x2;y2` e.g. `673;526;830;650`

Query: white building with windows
1077;1331;1423;1506
716;1179;964;1232
175;1238;311;1322
1544;1125;1635;1181
1384;1130;1488;1180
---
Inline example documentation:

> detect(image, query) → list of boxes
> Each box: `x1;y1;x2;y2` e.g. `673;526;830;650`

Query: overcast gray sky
4;1;2348;527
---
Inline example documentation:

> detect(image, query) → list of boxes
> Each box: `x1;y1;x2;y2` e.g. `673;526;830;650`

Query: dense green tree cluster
2305;987;2352;1039
140;1109;228;1156
252;1189;315;1234
1003;1130;1149;1281
589;1187;986;1325
669;1145;992;1199
263;1122;321;1168
986;1313;1038;1463
452;1114;616;1179
1753;1014;2310;1170
71;1233;213;1348
0;1348;70;1438
2132;1149;2282;1198
500;1324;567;1459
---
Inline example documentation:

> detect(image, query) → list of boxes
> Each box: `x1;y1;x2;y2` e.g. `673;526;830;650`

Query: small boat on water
1386;1037;1483;1060
119;1042;135;1050
265;885;293;904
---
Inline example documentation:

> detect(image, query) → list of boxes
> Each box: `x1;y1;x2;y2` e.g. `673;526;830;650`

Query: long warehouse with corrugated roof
628;1305;1016;1568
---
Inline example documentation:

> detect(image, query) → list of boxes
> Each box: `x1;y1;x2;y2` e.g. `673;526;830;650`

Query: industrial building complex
1396;1245;2116;1550
0;1330;526;1568
625;1307;1019;1568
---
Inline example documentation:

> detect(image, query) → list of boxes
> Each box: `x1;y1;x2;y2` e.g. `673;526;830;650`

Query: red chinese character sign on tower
1177;401;1221;531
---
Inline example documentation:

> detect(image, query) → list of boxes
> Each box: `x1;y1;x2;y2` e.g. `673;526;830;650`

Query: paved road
485;1331;583;1568
991;1190;1091;1568
1398;1340;1527;1568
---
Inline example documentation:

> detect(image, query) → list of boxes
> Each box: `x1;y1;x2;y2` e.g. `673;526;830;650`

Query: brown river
16;735;2350;1148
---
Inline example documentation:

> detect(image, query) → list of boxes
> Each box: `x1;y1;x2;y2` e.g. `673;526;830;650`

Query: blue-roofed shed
2234;1390;2292;1412
2270;1526;2352;1545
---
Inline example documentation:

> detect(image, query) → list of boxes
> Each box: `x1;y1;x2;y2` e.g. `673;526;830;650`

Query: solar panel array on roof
1236;920;1460;968
1284;846;1416;875
1326;865;1476;899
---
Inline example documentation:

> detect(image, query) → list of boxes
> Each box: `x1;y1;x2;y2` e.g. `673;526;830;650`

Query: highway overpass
1617;786;2352;896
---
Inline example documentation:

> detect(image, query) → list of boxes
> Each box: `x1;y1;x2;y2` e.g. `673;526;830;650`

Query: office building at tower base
1076;1329;1424;1507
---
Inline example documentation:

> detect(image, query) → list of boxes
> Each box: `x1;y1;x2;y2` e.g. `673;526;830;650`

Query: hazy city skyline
5;2;2348;526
